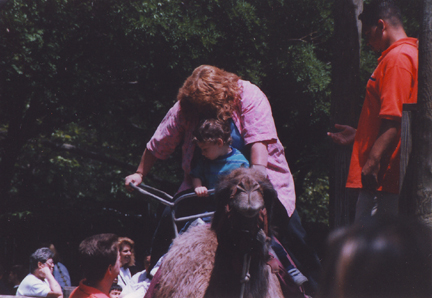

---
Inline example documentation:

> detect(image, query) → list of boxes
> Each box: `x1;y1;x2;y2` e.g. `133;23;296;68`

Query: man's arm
361;119;399;190
327;124;357;146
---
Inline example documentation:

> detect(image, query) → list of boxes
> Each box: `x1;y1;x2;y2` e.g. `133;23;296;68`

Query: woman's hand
327;124;356;146
125;173;143;191
125;149;158;191
39;266;53;279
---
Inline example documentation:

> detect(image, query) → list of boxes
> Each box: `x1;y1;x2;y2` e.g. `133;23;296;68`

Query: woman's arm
237;81;278;145
125;103;186;191
40;267;63;298
250;141;268;177
125;149;158;191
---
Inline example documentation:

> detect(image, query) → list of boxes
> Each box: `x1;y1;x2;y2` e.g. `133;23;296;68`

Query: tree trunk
409;0;432;226
329;0;363;228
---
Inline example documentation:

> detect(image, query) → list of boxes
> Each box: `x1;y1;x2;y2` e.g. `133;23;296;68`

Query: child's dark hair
110;283;122;292
193;119;232;145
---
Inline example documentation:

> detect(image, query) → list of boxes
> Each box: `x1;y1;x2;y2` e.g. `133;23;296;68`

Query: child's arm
192;177;208;197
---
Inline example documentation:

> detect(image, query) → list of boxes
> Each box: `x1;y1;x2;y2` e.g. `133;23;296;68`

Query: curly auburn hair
177;65;242;121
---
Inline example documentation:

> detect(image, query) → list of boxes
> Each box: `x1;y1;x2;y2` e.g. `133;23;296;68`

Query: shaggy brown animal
150;168;286;298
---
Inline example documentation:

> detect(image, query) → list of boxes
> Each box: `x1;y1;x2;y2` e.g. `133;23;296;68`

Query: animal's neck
204;237;270;298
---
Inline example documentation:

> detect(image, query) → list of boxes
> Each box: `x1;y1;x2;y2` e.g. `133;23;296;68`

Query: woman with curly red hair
124;65;319;292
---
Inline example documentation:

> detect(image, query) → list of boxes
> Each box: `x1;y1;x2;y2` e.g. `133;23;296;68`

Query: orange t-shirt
346;38;418;194
69;280;110;298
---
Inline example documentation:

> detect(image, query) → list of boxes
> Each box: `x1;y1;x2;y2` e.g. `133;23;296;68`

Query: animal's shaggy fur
152;168;284;298
152;224;218;298
153;224;283;298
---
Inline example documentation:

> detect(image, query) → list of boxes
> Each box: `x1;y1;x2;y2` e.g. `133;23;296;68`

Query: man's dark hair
193;118;232;145
359;0;403;27
29;248;54;273
78;234;118;283
109;283;122;293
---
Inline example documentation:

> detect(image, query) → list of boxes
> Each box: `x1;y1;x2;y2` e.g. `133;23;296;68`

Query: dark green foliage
0;0;334;218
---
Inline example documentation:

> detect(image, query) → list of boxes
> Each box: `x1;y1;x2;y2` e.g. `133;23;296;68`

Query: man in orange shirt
70;234;121;298
328;0;418;223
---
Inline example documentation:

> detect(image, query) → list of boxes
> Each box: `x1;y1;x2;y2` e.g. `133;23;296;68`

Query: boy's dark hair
193;119;232;145
109;283;123;292
29;248;54;273
78;233;119;284
359;0;403;27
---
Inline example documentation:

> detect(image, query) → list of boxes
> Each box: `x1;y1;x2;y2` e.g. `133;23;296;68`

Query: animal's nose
240;205;261;218
234;192;264;218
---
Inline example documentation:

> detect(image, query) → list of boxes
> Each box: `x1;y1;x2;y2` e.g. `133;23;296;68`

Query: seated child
109;284;122;298
190;118;249;197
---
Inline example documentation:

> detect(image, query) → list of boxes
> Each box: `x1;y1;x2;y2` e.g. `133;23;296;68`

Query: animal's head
211;168;277;253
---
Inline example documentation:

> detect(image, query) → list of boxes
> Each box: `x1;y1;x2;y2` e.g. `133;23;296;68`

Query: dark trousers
273;200;322;295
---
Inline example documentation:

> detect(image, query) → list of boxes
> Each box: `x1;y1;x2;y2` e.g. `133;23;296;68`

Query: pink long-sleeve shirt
147;80;296;217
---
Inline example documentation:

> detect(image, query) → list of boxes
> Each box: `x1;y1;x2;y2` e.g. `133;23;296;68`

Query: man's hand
360;119;399;191
361;159;380;190
195;186;209;197
327;124;357;146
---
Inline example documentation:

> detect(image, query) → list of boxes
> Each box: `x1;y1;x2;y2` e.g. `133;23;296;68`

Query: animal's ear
214;176;234;206
212;173;237;230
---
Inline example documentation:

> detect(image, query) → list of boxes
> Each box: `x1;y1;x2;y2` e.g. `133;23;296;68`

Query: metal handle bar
129;183;216;237
174;189;215;204
129;183;215;206
129;183;174;207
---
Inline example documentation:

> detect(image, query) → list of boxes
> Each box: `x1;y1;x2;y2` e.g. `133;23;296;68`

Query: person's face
8;271;16;283
120;244;132;266
43;258;55;273
109;290;122;298
197;140;224;161
362;22;384;53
